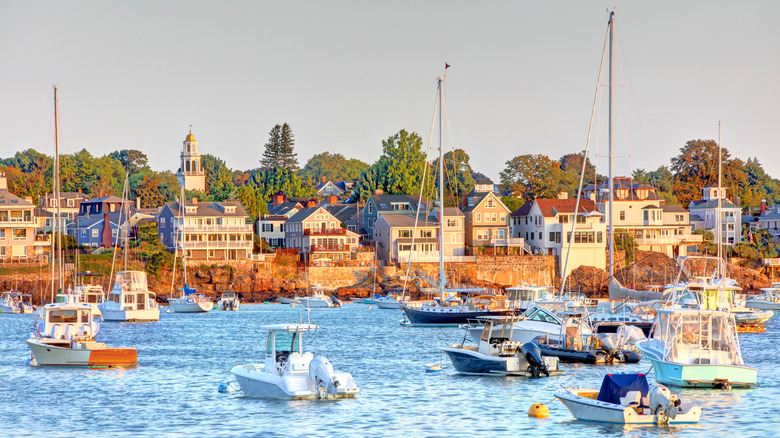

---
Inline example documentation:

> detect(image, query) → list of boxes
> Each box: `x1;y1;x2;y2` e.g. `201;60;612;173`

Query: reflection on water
0;303;777;437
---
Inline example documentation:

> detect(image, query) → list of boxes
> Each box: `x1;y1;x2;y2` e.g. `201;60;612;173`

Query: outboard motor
309;355;341;397
521;342;549;377
330;296;343;307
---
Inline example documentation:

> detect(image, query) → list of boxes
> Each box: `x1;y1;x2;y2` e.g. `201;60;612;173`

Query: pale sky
1;1;778;184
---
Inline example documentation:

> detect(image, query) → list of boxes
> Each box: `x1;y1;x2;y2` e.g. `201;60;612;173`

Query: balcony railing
310;244;349;252
182;241;252;249
473;237;524;247
180;224;252;232
304;228;346;236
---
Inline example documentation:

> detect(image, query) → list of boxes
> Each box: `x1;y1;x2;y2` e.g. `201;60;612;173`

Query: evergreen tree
261;123;299;171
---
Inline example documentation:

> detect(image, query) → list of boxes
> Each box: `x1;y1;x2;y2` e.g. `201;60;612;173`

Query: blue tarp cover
183;284;197;295
596;373;649;405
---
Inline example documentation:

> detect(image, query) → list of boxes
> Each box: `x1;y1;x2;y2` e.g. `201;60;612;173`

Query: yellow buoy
528;403;549;419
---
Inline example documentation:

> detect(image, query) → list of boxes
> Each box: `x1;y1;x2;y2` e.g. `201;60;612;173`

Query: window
80;229;87;238
92;229;98;238
486;198;494;208
67;199;74;207
597;232;603;243
491;213;497;222
499;213;506;223
399;230;411;238
549;232;555;242
262;223;273;232
12;229;26;240
420;230;433;238
475;213;481;222
447;218;458;228
576;215;586;224
619;210;626;221
160;217;166;228
368;203;373;214
559;215;569;224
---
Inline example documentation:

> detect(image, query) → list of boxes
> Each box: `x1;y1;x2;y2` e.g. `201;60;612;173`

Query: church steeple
177;127;205;191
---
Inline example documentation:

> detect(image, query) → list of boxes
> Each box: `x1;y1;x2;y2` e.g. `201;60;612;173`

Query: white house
688;185;742;246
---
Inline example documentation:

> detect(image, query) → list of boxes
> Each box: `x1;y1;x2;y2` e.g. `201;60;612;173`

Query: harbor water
1;303;778;437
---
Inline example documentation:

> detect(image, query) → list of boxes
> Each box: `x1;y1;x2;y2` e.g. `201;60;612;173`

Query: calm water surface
1;303;778;437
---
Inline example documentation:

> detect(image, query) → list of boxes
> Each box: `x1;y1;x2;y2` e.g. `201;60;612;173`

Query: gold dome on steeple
185;128;196;143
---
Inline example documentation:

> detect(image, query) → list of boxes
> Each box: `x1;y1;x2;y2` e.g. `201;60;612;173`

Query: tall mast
607;11;615;280
437;70;447;297
123;173;129;269
52;85;62;302
717;121;723;278
181;185;187;287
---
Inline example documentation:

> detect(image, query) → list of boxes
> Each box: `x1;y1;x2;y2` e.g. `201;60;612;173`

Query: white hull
555;389;702;424
745;299;780;311
26;339;91;366
169;301;213;313
374;299;403;309
279;297;301;305
231;363;358;399
0;304;34;314
300;298;333;308
100;307;160;322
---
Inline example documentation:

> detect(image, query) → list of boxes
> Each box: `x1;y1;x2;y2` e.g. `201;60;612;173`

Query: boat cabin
653;308;742;366
38;300;97;342
477;316;524;356
263;324;318;375
107;271;156;309
506;285;550;309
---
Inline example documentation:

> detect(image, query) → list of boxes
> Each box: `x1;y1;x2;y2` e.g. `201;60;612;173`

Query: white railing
397;253;476;263
182;241;252;249
180;224;252;232
473;238;523;247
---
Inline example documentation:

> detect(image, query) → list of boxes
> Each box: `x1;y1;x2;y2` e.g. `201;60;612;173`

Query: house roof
662;205;687;213
323;204;357;223
369;194;425;212
81;195;129;205
379;213;437;228
583;178;662;202
261;215;289;221
0;189;35;208
429;207;464;218
690;214;704;222
532;198;598;218
287;207;333;223
34;207;53;217
267;202;302;216
511;202;533;217
689;199;739;210
758;207;780;221
164;201;248;218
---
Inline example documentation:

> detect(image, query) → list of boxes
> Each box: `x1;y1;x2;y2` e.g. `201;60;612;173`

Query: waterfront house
284;207;360;263
41;191;88;221
755;201;780;242
359;194;427;240
513;198;605;279
158;198;252;260
73;195;133;248
315;178;354;200
373;213;439;263
0;173;43;262
460;184;516;250
688;184;742;246
583;177;702;257
428;207;466;257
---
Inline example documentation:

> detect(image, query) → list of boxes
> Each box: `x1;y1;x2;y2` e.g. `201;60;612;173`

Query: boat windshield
48;309;78;323
268;331;301;356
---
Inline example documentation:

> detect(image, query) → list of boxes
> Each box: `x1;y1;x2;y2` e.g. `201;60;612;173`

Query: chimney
136;197;141;209
328;195;338;205
761;199;767;214
191;197;198;205
322;175;327;183
273;192;285;207
78;188;82;194
0;172;6;191
307;199;317;208
557;191;569;200
374;189;384;195
101;212;112;247
99;190;104;198
24;196;33;203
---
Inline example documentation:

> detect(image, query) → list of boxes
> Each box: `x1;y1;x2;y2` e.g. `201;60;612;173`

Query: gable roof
662;205;687;213
369;194;425;212
377;213;437;228
287;206;333;223
511;202;532;217
689;199;739;210
515;198;599;218
164;201;248;218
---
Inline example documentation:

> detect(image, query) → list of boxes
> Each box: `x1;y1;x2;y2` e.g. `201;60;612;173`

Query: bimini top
597;373;649;405
260;324;318;333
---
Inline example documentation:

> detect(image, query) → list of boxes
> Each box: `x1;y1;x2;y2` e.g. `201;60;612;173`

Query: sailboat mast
717;121;723;278
181;185;187;286
437;72;447;297
124;173;129;269
52;85;62;301
607;11;615;279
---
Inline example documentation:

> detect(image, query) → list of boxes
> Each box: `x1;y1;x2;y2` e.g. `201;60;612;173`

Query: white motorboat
279;296;302;305
442;316;561;377
169;285;213;313
299;285;340;308
99;271;161;322
218;291;240;311
505;284;552;312
68;272;106;317
0;291;34;314
230;324;359;399
26;295;137;368
373;294;404;309
466;305;592;345
555;372;702;425
746;283;780;310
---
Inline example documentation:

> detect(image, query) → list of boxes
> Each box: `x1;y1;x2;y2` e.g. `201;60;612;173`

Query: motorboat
505;284;552;312
299;285;340;308
0;291;34;314
466;305;591;345
278;296;302;305
746;283;780;310
218;291;240;311
587;300;661;337
555;372;702;425
442;316;561;377
99;271;161;322
230;324;359;399
169;284;213;313
373;294;404;310
534;313;640;364
65;272;107;317
26;295;137;368
403;292;513;327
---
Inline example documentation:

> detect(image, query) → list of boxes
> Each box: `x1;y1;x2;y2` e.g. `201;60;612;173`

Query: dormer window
225;206;236;213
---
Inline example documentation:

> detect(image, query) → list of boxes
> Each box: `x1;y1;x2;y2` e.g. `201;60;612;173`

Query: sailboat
401;67;513;326
26;85;137;367
168;192;213;313
98;175;161;322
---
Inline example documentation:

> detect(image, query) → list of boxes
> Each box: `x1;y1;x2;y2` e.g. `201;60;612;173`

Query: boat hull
299;298;333;308
0;304;34;314
404;307;513;327
441;347;559;376
745;300;780;311
169;301;213;313
231;364;358;399
279;297;301;305
26;339;137;368
638;345;757;388
374;299;403;309
555;390;702;424
100;307;160;322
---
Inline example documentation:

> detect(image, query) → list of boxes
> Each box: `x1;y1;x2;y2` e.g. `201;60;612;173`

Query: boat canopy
596;373;649;405
608;278;667;301
114;271;148;292
183;284;197;295
655;309;742;365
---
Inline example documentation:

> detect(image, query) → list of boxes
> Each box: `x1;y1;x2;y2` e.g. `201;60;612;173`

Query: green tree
132;174;167;208
500;154;564;201
109;149;149;175
135;222;175;277
377;129;429;195
632;165;678;205
501;196;524;214
299;152;368;185
432;148;476;207
202;154;235;201
471;171;494;184
559;151;597;196
670;139;745;207
261;123;299;171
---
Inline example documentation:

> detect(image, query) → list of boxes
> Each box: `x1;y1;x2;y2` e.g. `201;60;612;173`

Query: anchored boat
99;271;161;322
230;324;359;399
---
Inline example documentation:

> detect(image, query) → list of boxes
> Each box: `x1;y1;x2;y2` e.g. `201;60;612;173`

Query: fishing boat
230;324;359;399
555;372;702;424
26;295;137;368
746;283;780;310
587;298;660;337
442;316;561;377
401;68;513;326
0;291;34;314
67;272;106;317
218;291;240;311
99;271;161;322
